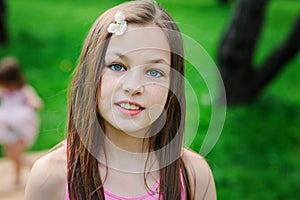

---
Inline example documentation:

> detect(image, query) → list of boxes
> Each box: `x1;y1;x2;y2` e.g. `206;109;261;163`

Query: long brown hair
67;1;192;199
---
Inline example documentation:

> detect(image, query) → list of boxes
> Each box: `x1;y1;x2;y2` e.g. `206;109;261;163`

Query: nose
121;70;144;96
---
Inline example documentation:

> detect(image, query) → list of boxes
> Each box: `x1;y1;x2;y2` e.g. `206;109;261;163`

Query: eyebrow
106;51;170;66
148;58;170;65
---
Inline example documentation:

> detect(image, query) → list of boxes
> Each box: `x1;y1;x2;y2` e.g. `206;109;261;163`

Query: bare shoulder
24;145;67;200
182;149;217;200
22;84;43;110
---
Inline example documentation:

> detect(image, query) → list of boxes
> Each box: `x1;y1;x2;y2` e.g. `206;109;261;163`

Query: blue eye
108;64;125;72
147;69;164;78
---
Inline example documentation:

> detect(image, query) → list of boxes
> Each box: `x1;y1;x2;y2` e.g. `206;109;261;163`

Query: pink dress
65;173;186;200
0;85;42;146
65;173;185;200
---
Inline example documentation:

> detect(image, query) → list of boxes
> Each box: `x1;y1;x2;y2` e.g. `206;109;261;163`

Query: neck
98;124;160;173
104;123;150;153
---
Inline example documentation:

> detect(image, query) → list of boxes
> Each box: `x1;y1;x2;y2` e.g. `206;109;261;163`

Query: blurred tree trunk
218;0;300;105
0;0;7;44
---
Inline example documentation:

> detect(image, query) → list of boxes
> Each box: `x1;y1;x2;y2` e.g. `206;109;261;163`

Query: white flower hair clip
107;11;127;36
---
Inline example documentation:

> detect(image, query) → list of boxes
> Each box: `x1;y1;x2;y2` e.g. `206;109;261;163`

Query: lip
114;100;145;116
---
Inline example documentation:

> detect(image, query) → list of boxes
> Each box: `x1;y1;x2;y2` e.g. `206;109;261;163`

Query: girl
0;56;43;187
25;1;216;199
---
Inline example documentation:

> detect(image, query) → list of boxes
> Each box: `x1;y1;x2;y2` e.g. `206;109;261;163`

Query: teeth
120;103;140;110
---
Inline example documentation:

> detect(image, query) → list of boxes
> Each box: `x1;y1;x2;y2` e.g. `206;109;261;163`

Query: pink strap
65;184;70;200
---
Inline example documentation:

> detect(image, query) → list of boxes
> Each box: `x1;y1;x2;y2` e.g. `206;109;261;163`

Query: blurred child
0;56;42;188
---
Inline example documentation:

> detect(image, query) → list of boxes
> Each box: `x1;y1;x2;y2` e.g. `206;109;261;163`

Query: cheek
147;87;169;121
154;86;169;105
98;75;116;109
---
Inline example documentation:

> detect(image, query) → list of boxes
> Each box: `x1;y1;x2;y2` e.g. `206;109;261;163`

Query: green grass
0;0;299;199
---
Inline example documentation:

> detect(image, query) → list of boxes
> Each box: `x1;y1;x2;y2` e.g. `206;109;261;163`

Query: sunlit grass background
0;0;299;199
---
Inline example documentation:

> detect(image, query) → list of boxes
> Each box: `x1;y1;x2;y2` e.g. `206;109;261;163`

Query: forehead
106;24;170;60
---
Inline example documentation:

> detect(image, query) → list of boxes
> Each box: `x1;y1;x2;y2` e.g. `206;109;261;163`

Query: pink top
63;142;186;200
65;174;185;200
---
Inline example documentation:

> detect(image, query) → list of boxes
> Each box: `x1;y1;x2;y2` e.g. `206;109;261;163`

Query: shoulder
21;84;36;93
21;84;43;109
24;145;67;200
182;149;217;200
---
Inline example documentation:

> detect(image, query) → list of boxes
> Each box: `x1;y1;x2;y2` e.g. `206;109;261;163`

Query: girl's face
98;24;171;137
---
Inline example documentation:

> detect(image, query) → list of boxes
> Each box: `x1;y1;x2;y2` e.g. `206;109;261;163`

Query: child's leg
3;139;27;185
